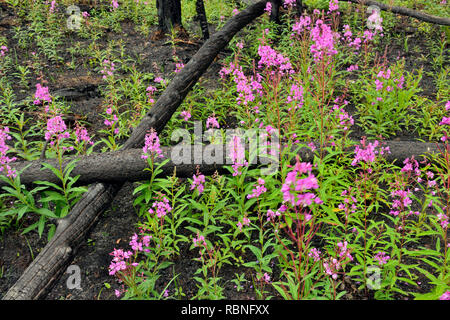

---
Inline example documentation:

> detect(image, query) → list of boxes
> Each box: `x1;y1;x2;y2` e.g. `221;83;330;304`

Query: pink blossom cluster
108;248;133;276
129;232;151;253
111;0;119;10
341;25;361;51
257;272;271;283
257;45;294;76
281;160;322;208
146;85;157;104
310;20;338;63
193;233;206;248
286;83;304;110
100;59;115;80
401;156;421;178
332;104;354;132
308;247;321;262
141;130;163;160
266;209;281;221
237;216;250;231
440;291;450;300
436;212;449;229
148;196;172;218
389;188;413;216
338;187;357;218
174;62;184;73
323;257;340;280
206;115;220;129
351;137;390;168
74;123;93;146
49;1;57;14
45;116;70;144
227;135;248;176
283;0;296;8
180;110;191;121
247;178;267;199
292;15;311;35
328;0;339;13
34;83;52;106
104;107;119;134
191;172;206;194
0;127;17;179
373;251;390;265
337;241;353;261
0;45;7;56
264;2;272;13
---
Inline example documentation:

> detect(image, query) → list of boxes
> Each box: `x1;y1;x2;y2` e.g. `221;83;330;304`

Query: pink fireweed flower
375;79;383;91
45;116;70;143
0;127;17;179
281;159;322;208
308;248;321;262
82;11;90;18
0;45;7;56
148;196;172;219
267;209;281;221
292;15;311;35
247;178;267;199
193;233;206;248
34;83;52;106
437;213;449;229
286;83;304;109
174;62;184;73
347;64;358;72
100;59;115;79
328;0;339;12
351;137;390;168
373;251;390;265
227;134;248;176
206;115;220;129
337;241;353;261
257;45;294;76
142;129;164;159
323;258;340;280
49;1;57;14
74;123;93;146
191;172;206;194
111;0;119;10
445;101;450;111
237;216;250;231
146;85;157;103
440;291;450;300
264;2;272;13
129;233;143;252
180;110;191;121
310;19;338;63
283;0;296;8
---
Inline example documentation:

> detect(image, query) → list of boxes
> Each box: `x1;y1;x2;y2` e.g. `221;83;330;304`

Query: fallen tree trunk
2;140;444;188
2;0;270;300
345;0;450;26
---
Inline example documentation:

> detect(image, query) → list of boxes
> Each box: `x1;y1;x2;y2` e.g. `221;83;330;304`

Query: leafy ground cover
0;0;449;300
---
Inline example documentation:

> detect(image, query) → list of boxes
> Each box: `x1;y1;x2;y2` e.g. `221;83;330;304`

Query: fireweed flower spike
0;127;17;179
281;158;322;208
141;129;164;160
191;170;206;194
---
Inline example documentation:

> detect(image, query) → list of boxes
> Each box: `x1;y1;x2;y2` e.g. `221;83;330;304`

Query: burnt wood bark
156;0;183;34
346;0;450;26
2;0;270;300
196;0;209;40
2;140;444;188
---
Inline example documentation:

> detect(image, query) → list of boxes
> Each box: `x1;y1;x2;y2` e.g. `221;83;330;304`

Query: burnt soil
0;3;448;300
